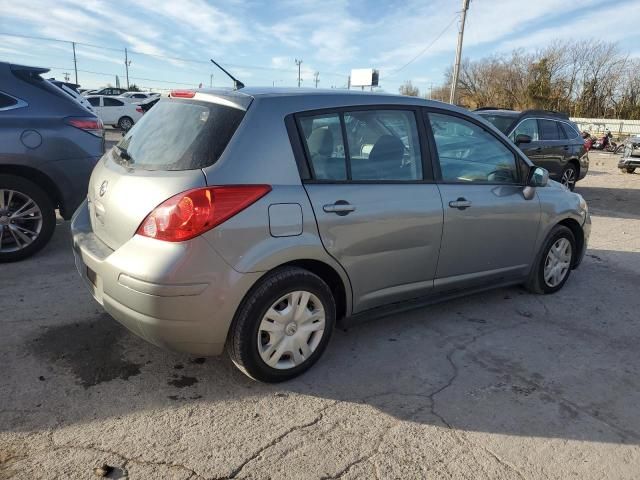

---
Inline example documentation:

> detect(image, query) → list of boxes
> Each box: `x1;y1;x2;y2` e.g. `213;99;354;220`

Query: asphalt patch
32;314;141;389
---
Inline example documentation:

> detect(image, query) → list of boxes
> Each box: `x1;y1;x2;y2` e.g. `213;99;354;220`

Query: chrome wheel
257;290;326;370
0;189;43;253
543;238;572;288
561;167;576;189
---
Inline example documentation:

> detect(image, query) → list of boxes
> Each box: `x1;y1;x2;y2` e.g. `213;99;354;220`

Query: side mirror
529;166;549;187
515;134;532;145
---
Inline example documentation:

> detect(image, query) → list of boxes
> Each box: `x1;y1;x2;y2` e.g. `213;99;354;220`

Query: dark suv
475;109;588;190
0;62;104;262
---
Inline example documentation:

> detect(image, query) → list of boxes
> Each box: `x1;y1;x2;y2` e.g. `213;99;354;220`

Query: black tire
626;167;636;174
525;225;576;295
227;267;336;382
560;164;578;191
118;116;134;131
0;174;56;263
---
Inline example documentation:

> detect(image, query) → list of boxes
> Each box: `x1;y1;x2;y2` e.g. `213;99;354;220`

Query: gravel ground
1;148;639;479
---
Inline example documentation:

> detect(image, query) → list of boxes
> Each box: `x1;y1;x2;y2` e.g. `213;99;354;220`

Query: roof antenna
210;59;244;90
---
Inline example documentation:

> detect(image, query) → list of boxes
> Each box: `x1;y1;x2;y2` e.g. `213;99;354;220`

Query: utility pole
429;83;433;99
63;72;70;82
124;47;131;89
72;42;78;84
313;71;319;88
210;74;213;88
449;0;470;105
295;58;303;88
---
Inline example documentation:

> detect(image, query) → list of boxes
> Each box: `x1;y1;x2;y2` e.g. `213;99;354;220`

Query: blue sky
1;0;639;93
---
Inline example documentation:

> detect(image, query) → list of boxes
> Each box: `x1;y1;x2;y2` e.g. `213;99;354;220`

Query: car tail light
137;185;271;242
170;89;196;98
66;116;104;137
136;106;143;113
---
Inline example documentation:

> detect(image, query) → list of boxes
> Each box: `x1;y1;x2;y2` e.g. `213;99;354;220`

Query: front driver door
426;110;541;291
298;108;444;313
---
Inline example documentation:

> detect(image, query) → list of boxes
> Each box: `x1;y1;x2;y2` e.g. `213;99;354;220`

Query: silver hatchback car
71;88;590;382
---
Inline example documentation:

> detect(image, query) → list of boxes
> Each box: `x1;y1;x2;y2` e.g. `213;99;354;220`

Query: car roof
475;109;520;117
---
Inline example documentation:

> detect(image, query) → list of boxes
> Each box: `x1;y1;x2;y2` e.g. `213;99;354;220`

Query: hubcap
543;238;572;288
561;168;576;189
257;290;326;370
0;189;43;253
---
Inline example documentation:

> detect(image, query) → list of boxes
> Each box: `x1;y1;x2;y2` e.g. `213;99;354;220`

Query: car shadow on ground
576;184;640;219
2;227;640;451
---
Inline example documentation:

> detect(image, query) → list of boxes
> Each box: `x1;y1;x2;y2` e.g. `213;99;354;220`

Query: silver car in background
71;88;590;382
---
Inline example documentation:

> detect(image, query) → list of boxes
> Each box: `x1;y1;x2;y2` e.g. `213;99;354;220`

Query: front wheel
227;267;336;382
0;175;56;262
561;164;578;191
525;225;576;294
626;167;636;174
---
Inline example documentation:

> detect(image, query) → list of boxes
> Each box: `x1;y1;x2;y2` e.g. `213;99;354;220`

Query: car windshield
115;98;246;171
477;113;516;134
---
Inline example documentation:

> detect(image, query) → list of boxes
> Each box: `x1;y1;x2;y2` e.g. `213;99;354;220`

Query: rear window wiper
115;144;134;165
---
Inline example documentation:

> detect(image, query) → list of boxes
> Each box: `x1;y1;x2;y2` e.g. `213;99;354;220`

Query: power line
388;15;458;77
0;31;349;78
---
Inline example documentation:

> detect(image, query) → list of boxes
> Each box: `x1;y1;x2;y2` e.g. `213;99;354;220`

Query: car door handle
448;198;472;210
563;145;570;151
323;201;356;215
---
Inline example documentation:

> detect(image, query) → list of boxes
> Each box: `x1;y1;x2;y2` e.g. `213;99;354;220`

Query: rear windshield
477;114;516;134
116;99;246;171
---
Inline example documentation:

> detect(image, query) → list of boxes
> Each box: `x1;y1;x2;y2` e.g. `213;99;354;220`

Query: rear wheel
0;175;56;262
626;167;636;174
227;267;335;382
525;225;576;294
118;116;134;131
561;164;578;191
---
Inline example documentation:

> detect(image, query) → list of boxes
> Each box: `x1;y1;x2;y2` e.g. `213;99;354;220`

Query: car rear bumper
70;200;262;356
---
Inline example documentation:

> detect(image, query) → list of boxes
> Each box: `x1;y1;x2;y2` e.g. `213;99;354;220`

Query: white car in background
118;91;158;103
85;95;143;130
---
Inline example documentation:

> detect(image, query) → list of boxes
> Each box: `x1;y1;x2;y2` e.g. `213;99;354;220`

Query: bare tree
399;80;420;97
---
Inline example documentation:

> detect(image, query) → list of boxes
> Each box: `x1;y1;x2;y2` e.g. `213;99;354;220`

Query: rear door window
299;109;423;182
539;119;560;140
116;99;245;171
87;97;100;107
104;97;124;107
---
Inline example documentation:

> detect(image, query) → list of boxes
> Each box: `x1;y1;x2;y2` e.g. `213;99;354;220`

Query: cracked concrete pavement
1;149;640;479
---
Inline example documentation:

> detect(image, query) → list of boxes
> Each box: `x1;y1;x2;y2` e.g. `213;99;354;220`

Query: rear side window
560;122;580;139
116;99;245;171
539;119;561;140
87;97;100;107
0;92;18;109
299;113;347;180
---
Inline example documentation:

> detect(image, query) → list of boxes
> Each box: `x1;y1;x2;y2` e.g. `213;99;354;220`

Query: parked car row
85;95;143;130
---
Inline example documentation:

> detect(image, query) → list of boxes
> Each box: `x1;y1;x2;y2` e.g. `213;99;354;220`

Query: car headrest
307;128;334;157
369;135;404;165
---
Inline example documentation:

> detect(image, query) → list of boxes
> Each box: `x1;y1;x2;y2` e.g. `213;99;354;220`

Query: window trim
290;104;434;185
509;117;578;141
424;107;529;186
0;90;28;112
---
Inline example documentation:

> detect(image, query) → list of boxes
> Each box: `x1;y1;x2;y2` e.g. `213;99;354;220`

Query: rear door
510;118;546;167
298;107;444;313
426;109;540;290
537;119;567;179
103;97;125;124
